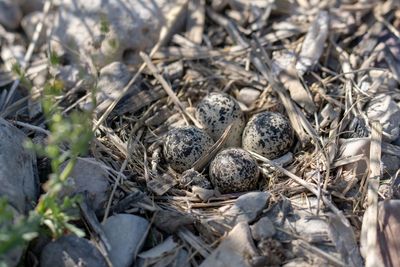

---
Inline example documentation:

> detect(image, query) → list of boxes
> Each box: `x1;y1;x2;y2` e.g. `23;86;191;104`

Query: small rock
40;235;108;267
21;11;46;46
392;176;400;199
237;87;261;107
55;64;81;90
366;94;400;142
82;61;134;115
382;153;400;177
173;248;190;267
138;236;178;259
228;0;270;10
153;209;194;234
60;158;109;211
50;0;185;68
200;222;258;267
0;118;39;214
250;216;276;241
282;258;313;267
0;0;22;30
163;60;184;81
286;197;330;244
224;191;270;225
137;236;184;267
102;214;149;267
1;45;26;71
19;0;44;14
338;138;370;180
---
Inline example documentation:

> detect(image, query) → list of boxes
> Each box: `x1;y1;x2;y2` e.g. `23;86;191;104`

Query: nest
2;0;400;266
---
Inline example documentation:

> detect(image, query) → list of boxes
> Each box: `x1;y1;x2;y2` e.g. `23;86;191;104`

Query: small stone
382;153;400;177
0;0;22;30
138;236;178;260
102;214;149;267
18;0;44;14
392;175;400;199
40;235;108;267
224;191;270;225
250;216;276;241
237;87;261;107
200;222;258;267
0;118;39;214
81;61;133;115
338;138;370;180
50;0;184;68
60;158;109;211
284;197;330;244
55;64;81;90
1;45;26;71
366;94;400;141
21;11;45;46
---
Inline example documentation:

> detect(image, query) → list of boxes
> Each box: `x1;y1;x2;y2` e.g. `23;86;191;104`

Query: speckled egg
163;126;214;173
209;148;259;193
242;112;293;159
195;92;245;147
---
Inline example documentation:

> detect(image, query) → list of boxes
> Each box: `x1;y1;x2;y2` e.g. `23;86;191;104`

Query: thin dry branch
365;121;382;267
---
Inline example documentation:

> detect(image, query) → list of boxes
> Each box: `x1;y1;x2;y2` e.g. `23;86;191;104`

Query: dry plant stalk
365;121;382;267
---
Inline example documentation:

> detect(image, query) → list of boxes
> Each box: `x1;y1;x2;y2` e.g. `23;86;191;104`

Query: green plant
0;52;94;264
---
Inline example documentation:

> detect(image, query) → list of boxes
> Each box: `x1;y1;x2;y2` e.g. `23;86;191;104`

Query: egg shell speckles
209;148;259;193
164;126;214;173
242;112;294;159
195;93;245;147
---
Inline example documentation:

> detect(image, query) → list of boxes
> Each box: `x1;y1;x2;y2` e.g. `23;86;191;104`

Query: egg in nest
242;112;293;159
195;92;245;147
163;126;214;173
209;148;259;193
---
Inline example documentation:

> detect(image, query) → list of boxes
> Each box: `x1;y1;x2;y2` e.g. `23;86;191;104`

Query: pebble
0;118;39;214
50;0;182;68
237;87;261;107
55;64;81;90
0;0;22;30
250;216;276;241
366;94;400;142
200;222;257;267
59;158;109;211
381;153;400;177
102;214;149;267
83;61;133;115
40;235;108;267
137;236;187;267
19;0;44;14
338;138;370;180
21;11;46;47
1;45;26;71
224;191;270;225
